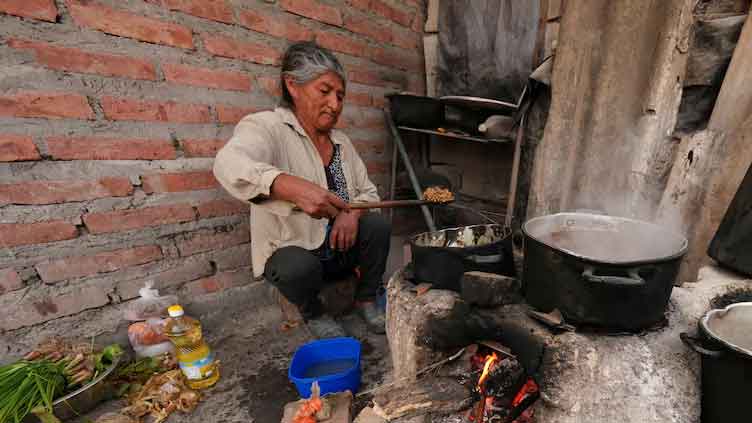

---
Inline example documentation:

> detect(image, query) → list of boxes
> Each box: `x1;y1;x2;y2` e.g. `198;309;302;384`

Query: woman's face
285;71;345;133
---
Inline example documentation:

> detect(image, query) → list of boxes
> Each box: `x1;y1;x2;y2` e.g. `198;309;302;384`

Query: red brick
0;221;78;248
0;91;94;120
177;225;249;256
347;65;401;88
237;8;313;42
83;204;196;234
0;0;57;22
0;269;24;295
180;139;226;157
141;171;218;193
371;0;412;26
278;0;342;26
36;245;163;283
372;47;421;71
391;30;419;50
101;96;211;123
182;268;249;296
316;31;370;58
202;34;281;65
344;14;391;44
352;139;386;156
8;39;157;80
47;136;175;160
257;76;282;97
145;0;233;24
372;94;387;108
347;0;371;12
196;198;248;219
0;177;133;206
1;284;110;331
163;63;251;91
347;90;372;107
0;134;40;162
411;10;423;33
216;105;260;123
67;0;193;49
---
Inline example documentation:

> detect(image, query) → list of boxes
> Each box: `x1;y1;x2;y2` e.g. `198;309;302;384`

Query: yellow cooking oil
165;304;219;389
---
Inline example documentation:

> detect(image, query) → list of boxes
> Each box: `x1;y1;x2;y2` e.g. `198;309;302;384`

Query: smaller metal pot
387;94;444;128
410;224;514;291
681;302;752;423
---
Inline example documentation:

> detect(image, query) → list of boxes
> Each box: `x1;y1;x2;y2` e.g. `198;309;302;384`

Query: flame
476;353;498;393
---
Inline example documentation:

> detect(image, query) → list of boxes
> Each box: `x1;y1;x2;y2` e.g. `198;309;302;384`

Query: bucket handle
582;266;645;286
680;332;724;358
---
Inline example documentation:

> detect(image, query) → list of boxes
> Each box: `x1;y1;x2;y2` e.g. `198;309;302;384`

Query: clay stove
379;265;752;422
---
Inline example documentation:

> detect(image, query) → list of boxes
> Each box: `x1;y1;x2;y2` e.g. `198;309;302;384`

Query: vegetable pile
0;338;123;423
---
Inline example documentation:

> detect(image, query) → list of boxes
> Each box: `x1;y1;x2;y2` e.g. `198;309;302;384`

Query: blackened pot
410;224;514;291
681;302;752;423
522;213;688;331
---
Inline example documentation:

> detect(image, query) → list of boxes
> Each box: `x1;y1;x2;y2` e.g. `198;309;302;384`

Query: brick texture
67;0;194;49
196;198;248;219
180;139;226;157
216;105;260;123
36;245;163;283
182;268;250;296
101;96;211;123
146;0;233;24
0;0;423;332
9;39;157;80
177;225;249;256
83;204;196;234
237;8;313;42
0;221;78;248
47;136;176;160
279;0;343;27
0;269;24;295
141;171;219;193
0;91;94;120
0;0;57;22
163;63;251;91
0;177;133;205
203;34;281;65
0;134;40;162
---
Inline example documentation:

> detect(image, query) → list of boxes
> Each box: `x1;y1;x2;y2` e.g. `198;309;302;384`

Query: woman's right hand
271;174;348;219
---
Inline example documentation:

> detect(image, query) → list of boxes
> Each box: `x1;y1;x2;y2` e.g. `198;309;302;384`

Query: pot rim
700;302;752;358
409;223;511;249
522;212;689;265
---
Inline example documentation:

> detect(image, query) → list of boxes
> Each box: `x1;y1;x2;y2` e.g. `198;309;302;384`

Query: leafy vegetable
0;360;67;423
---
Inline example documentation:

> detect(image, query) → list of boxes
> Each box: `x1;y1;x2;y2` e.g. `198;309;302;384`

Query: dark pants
264;213;391;319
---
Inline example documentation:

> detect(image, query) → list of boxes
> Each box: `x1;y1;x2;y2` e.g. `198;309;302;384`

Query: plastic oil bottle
165;304;219;389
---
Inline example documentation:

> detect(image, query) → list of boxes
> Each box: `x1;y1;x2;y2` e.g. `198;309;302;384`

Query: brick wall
0;0;425;334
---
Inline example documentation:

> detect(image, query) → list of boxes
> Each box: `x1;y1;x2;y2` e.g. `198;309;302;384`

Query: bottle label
179;352;215;380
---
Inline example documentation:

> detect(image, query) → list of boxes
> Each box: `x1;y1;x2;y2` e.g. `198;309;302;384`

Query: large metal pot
522;212;688;330
410;224;514;291
682;302;752;423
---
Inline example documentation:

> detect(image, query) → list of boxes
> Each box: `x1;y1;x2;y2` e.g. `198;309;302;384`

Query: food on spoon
423;186;454;203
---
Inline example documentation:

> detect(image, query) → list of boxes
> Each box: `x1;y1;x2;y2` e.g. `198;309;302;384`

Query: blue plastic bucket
288;337;361;398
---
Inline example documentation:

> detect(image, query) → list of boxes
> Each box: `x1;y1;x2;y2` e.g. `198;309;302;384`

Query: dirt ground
73;302;391;423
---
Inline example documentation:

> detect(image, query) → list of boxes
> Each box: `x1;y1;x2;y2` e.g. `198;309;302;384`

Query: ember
468;346;539;423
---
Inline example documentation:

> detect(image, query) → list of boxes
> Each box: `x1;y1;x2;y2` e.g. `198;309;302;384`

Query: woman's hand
330;210;362;251
271;174;348;219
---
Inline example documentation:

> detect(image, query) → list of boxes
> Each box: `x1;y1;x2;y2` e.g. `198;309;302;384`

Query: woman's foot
356;301;386;334
306;315;347;339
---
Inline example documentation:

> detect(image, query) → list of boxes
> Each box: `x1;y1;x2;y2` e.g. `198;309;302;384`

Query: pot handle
465;254;503;264
582;266;645;286
680;332;724;358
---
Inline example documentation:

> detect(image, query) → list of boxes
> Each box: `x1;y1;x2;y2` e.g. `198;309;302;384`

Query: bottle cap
167;304;184;317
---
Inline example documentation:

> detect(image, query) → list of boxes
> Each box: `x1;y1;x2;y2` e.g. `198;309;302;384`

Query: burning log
372;376;473;421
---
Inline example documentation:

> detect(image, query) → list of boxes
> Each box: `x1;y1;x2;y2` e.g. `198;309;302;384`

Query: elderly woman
213;42;391;338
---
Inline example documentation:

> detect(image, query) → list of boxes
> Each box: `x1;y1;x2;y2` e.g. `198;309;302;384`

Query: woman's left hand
330;210;362;251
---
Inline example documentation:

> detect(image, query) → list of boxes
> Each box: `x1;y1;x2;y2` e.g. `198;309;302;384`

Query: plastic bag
123;281;177;321
128;318;175;358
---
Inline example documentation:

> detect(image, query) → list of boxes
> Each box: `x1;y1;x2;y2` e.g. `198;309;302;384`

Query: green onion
0;360;66;423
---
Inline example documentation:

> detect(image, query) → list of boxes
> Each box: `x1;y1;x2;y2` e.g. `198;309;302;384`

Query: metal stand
384;110;437;232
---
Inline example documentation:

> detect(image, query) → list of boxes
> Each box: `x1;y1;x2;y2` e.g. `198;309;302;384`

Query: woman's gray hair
280;41;346;107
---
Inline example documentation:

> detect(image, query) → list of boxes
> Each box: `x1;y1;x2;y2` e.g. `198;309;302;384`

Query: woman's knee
359;213;392;239
264;246;322;285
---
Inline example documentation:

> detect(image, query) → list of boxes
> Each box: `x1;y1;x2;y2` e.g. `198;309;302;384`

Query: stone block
461;271;521;307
